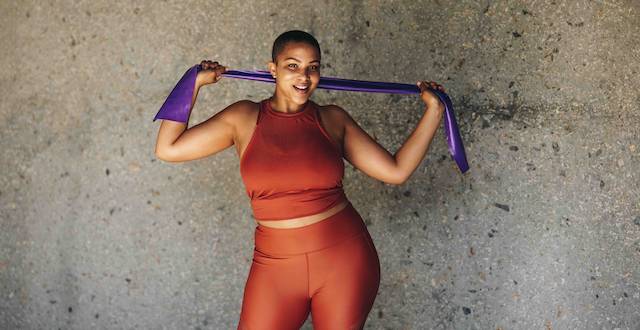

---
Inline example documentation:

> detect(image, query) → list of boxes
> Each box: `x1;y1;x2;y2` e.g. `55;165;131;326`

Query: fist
197;60;227;86
417;80;445;109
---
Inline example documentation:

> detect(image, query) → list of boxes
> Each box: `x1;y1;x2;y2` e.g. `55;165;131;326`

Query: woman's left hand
417;80;446;109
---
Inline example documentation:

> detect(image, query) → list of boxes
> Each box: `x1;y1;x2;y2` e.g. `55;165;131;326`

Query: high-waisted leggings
237;201;381;330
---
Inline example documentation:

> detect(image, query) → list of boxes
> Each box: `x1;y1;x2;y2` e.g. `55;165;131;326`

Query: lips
293;84;310;94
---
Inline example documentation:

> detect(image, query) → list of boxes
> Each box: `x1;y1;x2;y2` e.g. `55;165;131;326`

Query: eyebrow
283;57;320;63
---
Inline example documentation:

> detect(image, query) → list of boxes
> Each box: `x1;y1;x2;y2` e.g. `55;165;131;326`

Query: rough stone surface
1;1;639;329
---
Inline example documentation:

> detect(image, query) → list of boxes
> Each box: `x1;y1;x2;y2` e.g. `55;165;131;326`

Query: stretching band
153;64;469;173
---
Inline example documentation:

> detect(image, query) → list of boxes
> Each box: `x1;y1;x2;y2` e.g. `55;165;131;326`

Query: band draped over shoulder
153;64;469;173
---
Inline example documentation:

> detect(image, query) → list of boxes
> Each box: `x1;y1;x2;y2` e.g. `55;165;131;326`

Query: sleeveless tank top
240;98;347;221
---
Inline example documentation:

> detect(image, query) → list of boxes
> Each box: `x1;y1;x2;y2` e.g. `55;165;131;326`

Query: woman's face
268;41;321;103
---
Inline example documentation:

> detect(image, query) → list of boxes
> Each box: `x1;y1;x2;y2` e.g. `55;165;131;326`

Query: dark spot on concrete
512;31;522;38
462;306;471;315
526;162;536;171
454;215;459;220
509;145;519;151
86;11;91;17
133;7;140;15
95;313;99;319
437;154;447;163
26;11;30;18
125;278;131;283
378;309;383;318
49;300;57;304
337;39;343;43
600;180;605;188
422;224;427;231
552;142;559;153
106;168;110;176
70;37;76;47
633;216;640;226
590;276;596;280
365;20;370;27
177;221;182;225
494;203;510;212
468;289;477;293
110;208;115;215
612;299;616;305
147;200;151;204
482;118;490;128
595;294;599;299
62;17;66;23
414;211;419;217
509;81;515;88
403;190;411;197
513;280;518;285
624;292;628;297
595;149;602;157
559;170;566;177
68;306;72;313
488;228;498;237
522;9;531;15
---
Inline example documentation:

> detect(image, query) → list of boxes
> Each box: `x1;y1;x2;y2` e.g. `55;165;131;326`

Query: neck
270;89;309;113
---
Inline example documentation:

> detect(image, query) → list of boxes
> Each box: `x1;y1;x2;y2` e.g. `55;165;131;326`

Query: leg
237;249;310;330
309;230;381;330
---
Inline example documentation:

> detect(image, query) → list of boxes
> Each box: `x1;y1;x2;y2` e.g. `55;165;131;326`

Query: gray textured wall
1;1;639;329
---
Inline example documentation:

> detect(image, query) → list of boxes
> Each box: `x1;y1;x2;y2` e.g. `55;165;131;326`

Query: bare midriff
256;199;349;229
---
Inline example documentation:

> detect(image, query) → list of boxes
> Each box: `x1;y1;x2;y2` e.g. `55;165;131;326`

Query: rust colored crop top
239;98;347;221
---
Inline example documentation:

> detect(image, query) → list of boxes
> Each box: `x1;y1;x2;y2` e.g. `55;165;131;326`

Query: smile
293;84;310;94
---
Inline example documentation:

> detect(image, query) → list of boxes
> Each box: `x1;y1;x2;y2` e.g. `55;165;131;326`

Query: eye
310;65;319;71
287;63;297;69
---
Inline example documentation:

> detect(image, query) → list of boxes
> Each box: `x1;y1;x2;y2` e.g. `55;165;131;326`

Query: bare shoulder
225;99;259;118
218;99;259;129
316;103;354;127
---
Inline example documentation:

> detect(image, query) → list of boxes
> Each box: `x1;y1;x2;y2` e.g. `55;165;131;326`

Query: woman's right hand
196;60;227;87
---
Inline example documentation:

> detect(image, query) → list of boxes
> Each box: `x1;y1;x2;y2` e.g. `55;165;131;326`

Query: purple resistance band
154;64;469;173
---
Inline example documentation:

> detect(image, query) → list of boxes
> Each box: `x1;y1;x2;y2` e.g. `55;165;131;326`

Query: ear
267;61;277;78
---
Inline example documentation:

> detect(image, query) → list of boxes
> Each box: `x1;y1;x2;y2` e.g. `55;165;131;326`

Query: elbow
388;172;407;186
155;146;175;162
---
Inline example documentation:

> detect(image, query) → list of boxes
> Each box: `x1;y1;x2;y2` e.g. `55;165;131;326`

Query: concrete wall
1;1;638;329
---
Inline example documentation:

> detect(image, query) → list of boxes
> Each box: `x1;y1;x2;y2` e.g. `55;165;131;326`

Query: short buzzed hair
271;30;321;63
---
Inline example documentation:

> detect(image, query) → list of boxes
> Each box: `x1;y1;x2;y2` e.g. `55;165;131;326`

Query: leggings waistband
254;201;367;256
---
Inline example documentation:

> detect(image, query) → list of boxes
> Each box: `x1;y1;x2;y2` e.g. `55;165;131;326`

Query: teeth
294;85;309;90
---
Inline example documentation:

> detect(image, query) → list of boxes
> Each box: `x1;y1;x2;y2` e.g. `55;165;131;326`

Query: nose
303;67;316;77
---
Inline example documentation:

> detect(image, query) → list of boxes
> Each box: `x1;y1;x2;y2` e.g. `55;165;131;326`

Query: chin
292;90;314;102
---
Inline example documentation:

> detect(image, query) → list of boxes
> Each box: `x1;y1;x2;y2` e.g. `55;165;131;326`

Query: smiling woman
266;31;322;111
153;29;448;329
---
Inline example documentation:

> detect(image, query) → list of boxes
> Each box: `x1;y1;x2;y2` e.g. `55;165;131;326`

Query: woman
154;30;445;330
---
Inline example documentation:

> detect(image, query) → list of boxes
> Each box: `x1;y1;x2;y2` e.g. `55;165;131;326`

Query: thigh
237;250;310;330
309;230;381;330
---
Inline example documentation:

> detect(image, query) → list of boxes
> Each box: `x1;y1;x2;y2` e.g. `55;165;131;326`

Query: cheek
311;74;320;85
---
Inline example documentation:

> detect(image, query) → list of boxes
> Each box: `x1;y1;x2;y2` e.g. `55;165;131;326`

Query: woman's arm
339;80;446;185
154;60;237;162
